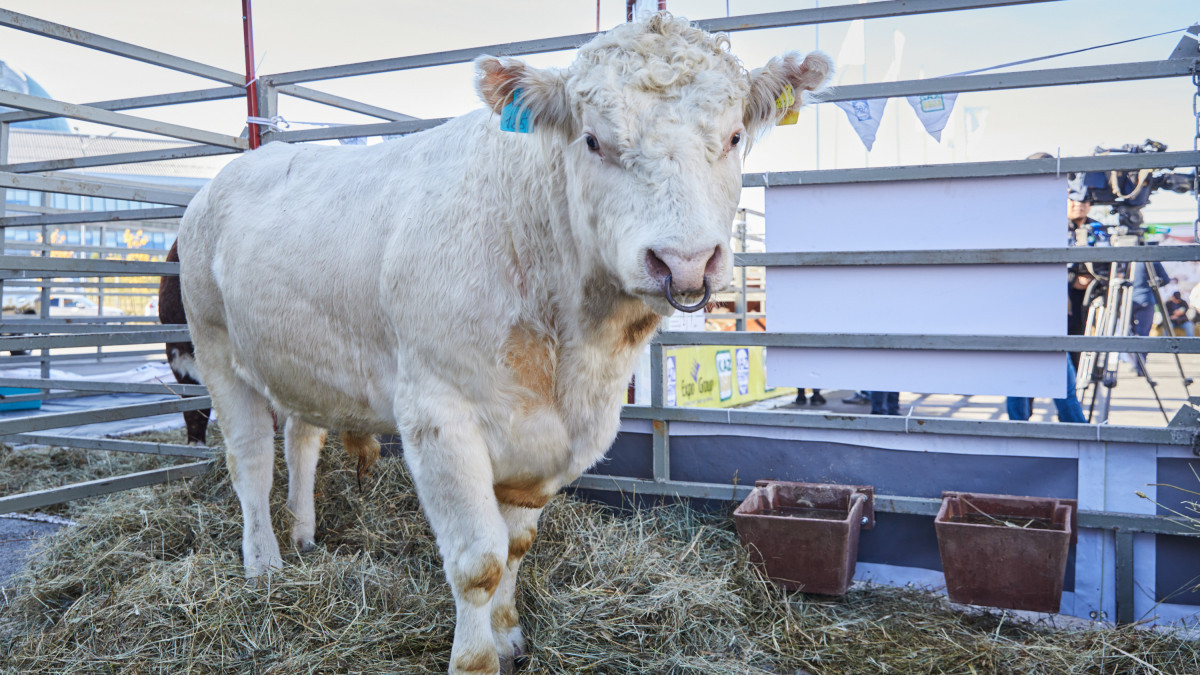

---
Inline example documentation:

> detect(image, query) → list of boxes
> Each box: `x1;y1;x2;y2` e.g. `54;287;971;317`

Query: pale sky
2;0;1198;220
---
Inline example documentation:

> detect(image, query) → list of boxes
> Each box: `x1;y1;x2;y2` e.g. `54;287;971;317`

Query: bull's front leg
492;503;543;669
402;402;509;675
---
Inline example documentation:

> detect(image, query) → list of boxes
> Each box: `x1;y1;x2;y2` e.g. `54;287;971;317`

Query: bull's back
179;142;412;433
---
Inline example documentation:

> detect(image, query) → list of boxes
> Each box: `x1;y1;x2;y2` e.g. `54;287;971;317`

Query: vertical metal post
257;80;278;146
39;221;50;379
1114;529;1135;625
650;340;669;483
735;209;747;332
0;121;8;332
242;0;261;150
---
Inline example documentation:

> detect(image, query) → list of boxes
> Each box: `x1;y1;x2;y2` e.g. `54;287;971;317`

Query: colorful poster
735;348;750;396
716;350;733;401
665;356;677;407
663;345;794;408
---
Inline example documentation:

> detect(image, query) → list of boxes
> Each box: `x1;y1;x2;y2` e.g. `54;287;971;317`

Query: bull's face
476;13;831;316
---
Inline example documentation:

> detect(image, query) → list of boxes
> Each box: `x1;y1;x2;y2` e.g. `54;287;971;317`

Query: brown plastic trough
734;480;874;596
935;491;1076;613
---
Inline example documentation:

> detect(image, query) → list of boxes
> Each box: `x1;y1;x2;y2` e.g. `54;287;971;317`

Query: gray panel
589;432;653;480
1156;459;1200;606
667;435;1077;500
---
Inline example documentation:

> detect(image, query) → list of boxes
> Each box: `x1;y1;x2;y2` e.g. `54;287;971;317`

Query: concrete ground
771;351;1199;428
0;514;74;591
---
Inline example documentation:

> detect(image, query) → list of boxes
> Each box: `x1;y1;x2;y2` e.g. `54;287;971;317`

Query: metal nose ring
663;275;710;313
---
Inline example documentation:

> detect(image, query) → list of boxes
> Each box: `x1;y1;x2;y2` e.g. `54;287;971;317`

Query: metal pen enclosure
0;0;1197;627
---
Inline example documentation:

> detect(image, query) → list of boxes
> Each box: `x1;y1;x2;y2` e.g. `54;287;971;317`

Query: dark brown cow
159;240;210;445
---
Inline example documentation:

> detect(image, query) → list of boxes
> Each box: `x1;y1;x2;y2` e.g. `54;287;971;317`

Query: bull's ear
475;56;571;131
744;52;833;136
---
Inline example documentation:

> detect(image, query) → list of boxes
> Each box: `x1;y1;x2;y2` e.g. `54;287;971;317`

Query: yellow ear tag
775;83;798;126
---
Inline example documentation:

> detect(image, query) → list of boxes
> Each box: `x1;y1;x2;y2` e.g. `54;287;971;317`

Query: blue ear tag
500;87;533;133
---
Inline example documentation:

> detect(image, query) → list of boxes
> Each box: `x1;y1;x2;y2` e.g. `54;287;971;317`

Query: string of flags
828;23;1191;152
831;93;957;151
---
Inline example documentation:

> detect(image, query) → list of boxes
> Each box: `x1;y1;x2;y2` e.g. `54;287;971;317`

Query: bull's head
476;13;830;315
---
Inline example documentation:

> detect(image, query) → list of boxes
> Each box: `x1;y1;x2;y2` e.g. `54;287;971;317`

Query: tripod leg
1132;351;1171;423
1094;271;1131;424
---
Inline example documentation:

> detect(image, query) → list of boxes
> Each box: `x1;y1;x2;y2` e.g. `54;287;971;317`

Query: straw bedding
1;430;1198;674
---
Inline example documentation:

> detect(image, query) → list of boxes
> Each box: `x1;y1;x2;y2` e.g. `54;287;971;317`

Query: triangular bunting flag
907;92;958;142
833;98;888;151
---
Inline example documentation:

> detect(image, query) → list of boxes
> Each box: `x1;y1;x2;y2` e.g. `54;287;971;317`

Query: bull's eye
730;132;742;147
584;133;600;153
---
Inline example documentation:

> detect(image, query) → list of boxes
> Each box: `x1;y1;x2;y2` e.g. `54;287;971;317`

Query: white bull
180;13;829;674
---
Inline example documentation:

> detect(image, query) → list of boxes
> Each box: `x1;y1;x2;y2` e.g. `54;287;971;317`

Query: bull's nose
645;246;721;294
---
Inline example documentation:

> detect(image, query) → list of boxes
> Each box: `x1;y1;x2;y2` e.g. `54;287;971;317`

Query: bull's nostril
704;246;721;277
645;249;671;281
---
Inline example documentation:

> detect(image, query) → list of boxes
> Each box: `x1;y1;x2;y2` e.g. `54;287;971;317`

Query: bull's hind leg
492;504;542;669
402;402;508;675
199;351;281;577
284;417;327;552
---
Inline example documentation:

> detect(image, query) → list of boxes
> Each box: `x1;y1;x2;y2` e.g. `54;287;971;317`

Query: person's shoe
794;391;807;405
811;392;827;406
842;391;870;405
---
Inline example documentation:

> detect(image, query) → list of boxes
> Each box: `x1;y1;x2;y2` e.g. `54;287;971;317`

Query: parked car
5;293;127;317
47;294;126;317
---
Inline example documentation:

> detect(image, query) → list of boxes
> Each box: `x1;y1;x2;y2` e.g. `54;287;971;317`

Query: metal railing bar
619;405;1193;445
0;9;243;85
0;349;165;367
0;329;191;352
266;0;1059;86
0;390;94;405
0;172;194;207
273;117;451;144
818;59;1191;103
698;0;1061;32
0;459;213;515
0;86;246;125
0;206;186;228
3;282;166;291
571;474;1199;536
743;150;1200;187
651;331;1200;354
3;242;172;256
5;433;212;459
0;255;178;275
0;316;161;325
1;145;238;175
266;35;595;86
0;90;248;151
0;377;205;396
0;396;211;436
738;246;1200;267
0;321;164;332
273;84;417;122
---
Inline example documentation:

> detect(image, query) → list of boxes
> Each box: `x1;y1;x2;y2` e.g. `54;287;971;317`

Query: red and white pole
242;0;261;149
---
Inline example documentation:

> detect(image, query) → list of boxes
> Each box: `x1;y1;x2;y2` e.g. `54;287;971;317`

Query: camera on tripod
1066;138;1195;245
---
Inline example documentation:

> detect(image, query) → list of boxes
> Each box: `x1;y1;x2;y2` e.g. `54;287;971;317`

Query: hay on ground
1;428;1198;674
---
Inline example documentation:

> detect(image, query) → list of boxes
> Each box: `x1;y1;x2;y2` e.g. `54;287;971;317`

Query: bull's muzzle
663;275;710;313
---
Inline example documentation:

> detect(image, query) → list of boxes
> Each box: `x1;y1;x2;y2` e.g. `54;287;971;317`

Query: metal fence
0;0;1198;625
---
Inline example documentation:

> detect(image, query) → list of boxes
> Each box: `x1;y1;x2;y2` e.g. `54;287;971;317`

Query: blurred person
794;388;826;406
1129;258;1170;376
1165;290;1194;338
842;390;870;405
1007;356;1087;423
869;391;899;416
